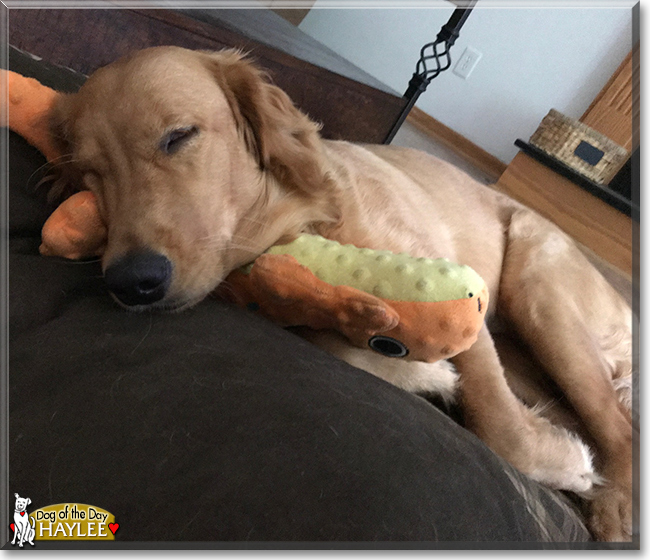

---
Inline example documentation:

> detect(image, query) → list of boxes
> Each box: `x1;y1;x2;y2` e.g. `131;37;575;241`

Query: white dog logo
11;493;35;547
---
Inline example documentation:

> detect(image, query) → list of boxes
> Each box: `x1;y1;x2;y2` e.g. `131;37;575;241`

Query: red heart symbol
20;512;25;517
10;523;15;532
108;523;119;535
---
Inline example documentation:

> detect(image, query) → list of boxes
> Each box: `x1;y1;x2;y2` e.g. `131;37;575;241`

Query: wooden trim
271;6;314;27
579;45;638;151
580;50;632;122
406;106;507;181
271;9;312;26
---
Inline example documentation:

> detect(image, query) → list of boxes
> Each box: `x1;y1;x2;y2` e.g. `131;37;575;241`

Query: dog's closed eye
160;126;199;155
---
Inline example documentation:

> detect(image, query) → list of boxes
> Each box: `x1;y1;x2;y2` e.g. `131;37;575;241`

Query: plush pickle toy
226;234;488;361
3;68;489;362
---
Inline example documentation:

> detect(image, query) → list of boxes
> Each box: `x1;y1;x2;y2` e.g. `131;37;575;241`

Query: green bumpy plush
265;234;485;303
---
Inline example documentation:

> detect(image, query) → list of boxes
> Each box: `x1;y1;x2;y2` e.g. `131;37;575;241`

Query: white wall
299;1;634;163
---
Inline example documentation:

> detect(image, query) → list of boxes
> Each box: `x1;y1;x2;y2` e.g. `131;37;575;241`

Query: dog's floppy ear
49;92;73;157
47;93;82;202
26;498;31;506
204;50;328;195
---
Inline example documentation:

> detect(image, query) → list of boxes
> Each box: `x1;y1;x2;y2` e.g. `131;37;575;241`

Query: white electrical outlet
453;46;482;80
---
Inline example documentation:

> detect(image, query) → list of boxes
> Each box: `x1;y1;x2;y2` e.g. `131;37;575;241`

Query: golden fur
51;46;634;541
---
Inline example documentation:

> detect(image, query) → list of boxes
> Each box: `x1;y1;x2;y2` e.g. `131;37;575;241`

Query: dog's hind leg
498;208;634;542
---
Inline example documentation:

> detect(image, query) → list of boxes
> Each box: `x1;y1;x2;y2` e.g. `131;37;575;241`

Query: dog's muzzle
104;250;172;307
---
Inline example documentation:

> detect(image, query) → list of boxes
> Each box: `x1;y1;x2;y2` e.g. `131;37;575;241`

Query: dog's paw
526;424;598;493
588;484;633;542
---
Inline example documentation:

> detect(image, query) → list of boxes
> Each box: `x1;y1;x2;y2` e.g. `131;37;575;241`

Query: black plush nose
104;251;172;306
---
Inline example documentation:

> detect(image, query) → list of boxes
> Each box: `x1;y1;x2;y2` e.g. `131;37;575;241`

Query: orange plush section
222;253;488;363
363;288;489;362
224;254;400;339
40;191;107;260
3;70;61;162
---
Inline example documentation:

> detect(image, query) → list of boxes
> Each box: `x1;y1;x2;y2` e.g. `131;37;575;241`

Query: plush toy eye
160;126;199;154
368;336;409;358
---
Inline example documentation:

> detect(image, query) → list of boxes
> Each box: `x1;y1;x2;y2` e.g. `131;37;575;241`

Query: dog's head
50;46;339;311
14;494;31;512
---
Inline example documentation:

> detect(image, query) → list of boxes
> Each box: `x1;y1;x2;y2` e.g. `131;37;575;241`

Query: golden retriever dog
49;46;634;542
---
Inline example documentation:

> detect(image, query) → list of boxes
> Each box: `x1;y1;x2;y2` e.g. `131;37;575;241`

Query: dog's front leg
451;327;596;493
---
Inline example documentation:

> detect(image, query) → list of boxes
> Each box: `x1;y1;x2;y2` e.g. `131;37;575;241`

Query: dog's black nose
104;251;172;306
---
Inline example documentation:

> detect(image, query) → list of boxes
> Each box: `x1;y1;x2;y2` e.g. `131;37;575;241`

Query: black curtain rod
384;0;478;144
